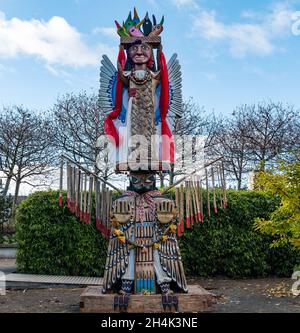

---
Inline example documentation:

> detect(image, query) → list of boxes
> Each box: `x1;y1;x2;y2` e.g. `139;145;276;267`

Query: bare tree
52;92;108;176
211;115;252;190
0;106;55;208
168;98;218;186
237;102;298;171
211;101;299;189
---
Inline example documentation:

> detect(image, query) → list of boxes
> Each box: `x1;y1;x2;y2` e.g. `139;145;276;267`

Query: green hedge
179;190;300;278
16;191;107;277
16;190;299;278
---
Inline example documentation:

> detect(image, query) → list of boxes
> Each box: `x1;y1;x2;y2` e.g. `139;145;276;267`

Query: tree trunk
159;173;164;189
237;178;242;191
11;176;21;222
3;174;12;196
169;164;175;186
14;178;21;205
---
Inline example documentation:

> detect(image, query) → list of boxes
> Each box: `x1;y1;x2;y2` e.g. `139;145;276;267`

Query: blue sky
0;0;300;116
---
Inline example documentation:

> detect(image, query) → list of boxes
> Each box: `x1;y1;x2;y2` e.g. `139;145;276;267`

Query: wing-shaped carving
154;54;183;131
167;53;183;130
102;221;132;293
99;55;118;115
158;235;188;292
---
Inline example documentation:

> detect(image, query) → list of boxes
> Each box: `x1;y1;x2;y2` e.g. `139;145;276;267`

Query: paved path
0;259;102;288
0;277;299;313
5;274;102;286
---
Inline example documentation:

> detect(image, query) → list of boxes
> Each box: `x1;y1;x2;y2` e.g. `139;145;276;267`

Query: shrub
179;190;299;278
16;191;107;277
16;189;299;278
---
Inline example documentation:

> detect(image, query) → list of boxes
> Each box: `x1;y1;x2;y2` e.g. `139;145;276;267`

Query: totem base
80;285;213;313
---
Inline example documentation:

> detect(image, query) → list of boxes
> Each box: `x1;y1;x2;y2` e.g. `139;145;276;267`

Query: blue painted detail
119;88;128;123
136;278;141;293
169;84;173;106
150;279;155;292
155;84;162;125
147;277;151;291
110;73;117;108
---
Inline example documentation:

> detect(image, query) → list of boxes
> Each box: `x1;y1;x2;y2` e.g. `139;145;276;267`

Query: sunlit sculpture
99;8;186;311
60;7;224;313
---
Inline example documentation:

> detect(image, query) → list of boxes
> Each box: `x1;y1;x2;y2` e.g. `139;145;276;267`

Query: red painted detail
129;88;137;97
59;194;63;207
159;52;174;163
186;217;190;229
104;48;126;147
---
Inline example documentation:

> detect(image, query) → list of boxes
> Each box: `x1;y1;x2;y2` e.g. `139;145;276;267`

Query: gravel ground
0;277;299;313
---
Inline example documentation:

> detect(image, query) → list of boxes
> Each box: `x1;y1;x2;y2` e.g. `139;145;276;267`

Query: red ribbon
159;52;175;163
104;50;175;164
104;48;126;147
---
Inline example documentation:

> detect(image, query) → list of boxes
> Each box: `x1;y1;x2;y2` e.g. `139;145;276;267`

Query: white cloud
191;2;295;58
146;0;160;8
93;27;118;39
0;11;112;67
171;0;199;9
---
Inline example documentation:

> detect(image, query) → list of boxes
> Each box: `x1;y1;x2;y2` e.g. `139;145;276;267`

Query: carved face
128;42;151;65
129;172;156;194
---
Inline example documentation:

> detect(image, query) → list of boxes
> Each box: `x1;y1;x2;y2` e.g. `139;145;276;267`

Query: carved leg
113;280;134;312
160;282;179;312
121;279;134;294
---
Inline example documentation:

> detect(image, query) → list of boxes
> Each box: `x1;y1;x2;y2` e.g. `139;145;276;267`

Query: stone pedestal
80;285;213;313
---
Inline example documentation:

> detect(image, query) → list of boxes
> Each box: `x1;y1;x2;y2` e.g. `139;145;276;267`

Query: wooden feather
87;176;93;224
199;179;204;222
205;168;211;218
83;174;87;222
185;181;190;229
211;167;218;214
217;165;224;209
178;184;184;237
66;163;71;209
79;173;83;221
191;180;198;224
221;161;228;208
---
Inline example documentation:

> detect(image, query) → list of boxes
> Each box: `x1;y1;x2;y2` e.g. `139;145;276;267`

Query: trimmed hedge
16;190;299;278
16;191;107;277
179;190;300;278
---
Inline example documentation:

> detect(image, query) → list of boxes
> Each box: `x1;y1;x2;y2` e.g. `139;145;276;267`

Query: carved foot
161;294;179;312
114;294;130;312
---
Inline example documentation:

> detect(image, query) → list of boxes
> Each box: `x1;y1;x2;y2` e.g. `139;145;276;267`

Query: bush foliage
179;190;299;278
254;162;300;249
16;190;299;278
16;191;107;277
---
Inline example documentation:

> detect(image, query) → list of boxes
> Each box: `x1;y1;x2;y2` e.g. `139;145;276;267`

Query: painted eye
130;45;138;52
145;176;155;183
130;176;139;184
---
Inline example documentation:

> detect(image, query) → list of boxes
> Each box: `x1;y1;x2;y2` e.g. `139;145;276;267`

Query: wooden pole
59;157;63;207
61;154;122;194
161;157;223;195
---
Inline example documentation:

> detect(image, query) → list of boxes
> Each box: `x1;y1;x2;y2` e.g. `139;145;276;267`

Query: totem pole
99;8;187;311
60;7;226;313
